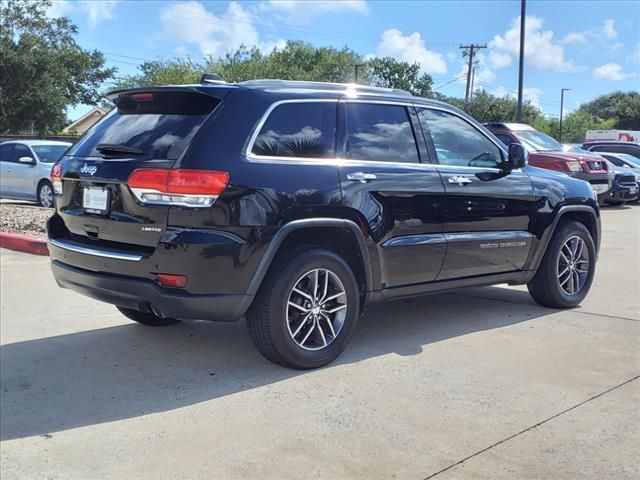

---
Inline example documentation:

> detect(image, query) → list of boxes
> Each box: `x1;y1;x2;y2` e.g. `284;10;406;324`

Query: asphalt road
1;205;639;479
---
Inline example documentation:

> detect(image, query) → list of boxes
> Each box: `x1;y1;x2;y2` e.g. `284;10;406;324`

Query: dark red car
486;123;611;202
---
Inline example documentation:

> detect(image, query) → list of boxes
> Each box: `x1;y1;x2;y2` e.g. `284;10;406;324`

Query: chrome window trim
245;98;339;162
50;238;143;262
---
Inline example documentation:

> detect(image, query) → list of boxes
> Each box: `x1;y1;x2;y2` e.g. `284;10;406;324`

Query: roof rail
237;79;412;96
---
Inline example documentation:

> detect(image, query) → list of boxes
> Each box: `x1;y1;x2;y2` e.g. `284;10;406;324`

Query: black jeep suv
48;78;600;369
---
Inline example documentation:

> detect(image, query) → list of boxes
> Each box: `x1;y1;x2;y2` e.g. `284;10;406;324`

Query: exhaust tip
150;304;167;318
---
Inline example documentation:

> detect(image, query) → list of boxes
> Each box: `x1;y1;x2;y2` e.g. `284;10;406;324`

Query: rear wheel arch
246;219;374;305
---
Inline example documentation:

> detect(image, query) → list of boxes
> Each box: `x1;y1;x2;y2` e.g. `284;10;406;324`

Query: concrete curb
0;232;49;256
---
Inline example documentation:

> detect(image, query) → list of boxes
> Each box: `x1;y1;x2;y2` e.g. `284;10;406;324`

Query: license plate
591;184;609;194
83;186;109;215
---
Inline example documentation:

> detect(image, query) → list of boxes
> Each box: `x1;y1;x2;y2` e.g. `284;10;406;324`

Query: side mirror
505;143;528;171
18;156;36;165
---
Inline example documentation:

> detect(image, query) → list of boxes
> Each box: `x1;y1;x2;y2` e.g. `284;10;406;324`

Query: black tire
527;221;596;309
37;180;54;208
607;200;625;206
116;306;180;326
247;248;360;369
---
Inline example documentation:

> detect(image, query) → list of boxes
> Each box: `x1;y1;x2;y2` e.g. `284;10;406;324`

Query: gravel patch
0;204;52;238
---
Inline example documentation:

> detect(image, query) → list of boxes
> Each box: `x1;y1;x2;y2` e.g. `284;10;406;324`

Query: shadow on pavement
0;286;554;440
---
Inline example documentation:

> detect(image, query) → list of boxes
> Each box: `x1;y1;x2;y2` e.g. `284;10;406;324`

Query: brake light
128;169;229;207
131;93;154;102
51;164;63;195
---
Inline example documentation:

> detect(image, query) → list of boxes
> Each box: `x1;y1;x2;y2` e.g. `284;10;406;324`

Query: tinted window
0;144;15;163
495;133;515;147
597;145;640;158
31;145;69;163
252;102;336;158
13;144;32;161
418;109;502;167
343;103;419;163
602;155;625;167
67;91;219;160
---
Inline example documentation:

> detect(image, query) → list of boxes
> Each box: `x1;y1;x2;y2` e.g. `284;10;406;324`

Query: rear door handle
448;176;472;186
347;172;377;183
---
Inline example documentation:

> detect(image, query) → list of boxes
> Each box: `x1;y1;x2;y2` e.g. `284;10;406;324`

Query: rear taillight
127;169;229;207
154;273;187;288
51;164;63;195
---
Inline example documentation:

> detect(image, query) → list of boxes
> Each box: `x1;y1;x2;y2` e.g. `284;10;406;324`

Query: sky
47;0;640;122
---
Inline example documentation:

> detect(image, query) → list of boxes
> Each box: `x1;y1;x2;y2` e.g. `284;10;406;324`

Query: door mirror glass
506;143;528;170
18;156;36;165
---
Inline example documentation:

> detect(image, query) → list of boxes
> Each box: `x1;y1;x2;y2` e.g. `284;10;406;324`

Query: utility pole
460;44;486;101
469;64;478;99
516;0;526;121
559;88;571;143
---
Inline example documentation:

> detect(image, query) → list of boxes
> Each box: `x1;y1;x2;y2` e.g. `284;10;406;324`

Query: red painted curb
0;232;49;256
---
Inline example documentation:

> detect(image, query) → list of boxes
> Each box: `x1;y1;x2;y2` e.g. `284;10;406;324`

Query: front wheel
247;248;360;369
527;221;596;308
116;306;180;326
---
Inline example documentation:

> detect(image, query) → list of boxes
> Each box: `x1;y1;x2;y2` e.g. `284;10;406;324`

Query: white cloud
488;16;576;72
593;63;632;81
523;87;543;110
261;0;368;25
47;0;119;27
560;31;587;45
626;44;640;64
601;19;617;39
375;29;447;75
161;1;283;58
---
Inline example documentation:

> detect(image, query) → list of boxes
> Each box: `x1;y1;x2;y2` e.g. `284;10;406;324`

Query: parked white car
0;140;71;207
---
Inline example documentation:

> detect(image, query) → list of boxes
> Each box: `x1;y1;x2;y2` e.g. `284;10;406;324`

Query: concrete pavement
1;205;638;479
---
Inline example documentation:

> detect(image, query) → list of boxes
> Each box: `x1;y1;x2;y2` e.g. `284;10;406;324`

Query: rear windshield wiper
96;143;144;156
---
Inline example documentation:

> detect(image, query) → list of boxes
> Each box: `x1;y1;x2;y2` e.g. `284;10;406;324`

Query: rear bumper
51;260;252;322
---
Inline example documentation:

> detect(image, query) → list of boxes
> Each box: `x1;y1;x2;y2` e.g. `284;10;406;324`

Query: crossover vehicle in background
600;160;639;206
47;78;601;369
0;140;72;207
486;123;611;203
582;141;640;160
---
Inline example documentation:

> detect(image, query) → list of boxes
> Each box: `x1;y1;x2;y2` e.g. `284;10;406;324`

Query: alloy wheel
286;268;348;351
40;184;53;208
557;235;590;295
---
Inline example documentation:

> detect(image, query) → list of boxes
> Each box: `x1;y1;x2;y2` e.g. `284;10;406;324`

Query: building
63;107;110;135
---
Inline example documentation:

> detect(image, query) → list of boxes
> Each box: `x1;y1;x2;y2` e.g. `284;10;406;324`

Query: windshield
513;130;563;152
31;145;70;163
66;91;219;160
616;154;640;168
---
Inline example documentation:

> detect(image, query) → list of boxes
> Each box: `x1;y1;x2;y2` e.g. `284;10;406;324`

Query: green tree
443;89;544;124
534;111;616;143
365;57;433;97
0;0;115;134
578;91;640;130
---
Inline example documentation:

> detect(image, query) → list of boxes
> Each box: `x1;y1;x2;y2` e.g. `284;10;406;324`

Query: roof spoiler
200;73;225;84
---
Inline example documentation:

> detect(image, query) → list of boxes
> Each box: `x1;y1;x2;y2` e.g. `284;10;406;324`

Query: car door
417;107;536;280
337;100;446;288
4;143;36;199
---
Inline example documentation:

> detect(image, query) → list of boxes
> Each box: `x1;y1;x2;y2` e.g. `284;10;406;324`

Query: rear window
251;102;336;159
66;91;219;160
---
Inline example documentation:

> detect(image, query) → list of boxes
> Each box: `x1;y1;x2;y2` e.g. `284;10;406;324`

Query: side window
495;133;515;148
343;103;420;163
13;144;32;161
418;109;503;167
251;102;336;158
0;144;15;163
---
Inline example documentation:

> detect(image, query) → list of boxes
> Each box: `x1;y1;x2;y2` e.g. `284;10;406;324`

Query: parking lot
1;205;638;479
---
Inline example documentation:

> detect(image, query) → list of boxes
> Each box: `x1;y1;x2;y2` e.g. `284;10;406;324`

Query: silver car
0;140;71;207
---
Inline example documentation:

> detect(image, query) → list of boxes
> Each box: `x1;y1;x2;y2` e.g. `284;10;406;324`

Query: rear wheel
116;306;180;327
527;221;596;308
38;180;53;208
247;248;360;369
